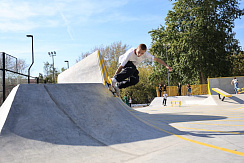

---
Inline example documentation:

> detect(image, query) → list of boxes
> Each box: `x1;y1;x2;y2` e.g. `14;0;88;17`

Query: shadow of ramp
228;96;244;104
129;110;227;138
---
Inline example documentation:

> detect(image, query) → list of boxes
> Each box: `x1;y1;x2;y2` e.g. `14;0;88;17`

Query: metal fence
156;84;208;97
0;52;38;105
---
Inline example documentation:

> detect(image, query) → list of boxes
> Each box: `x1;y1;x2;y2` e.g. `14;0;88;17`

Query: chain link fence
0;52;38;105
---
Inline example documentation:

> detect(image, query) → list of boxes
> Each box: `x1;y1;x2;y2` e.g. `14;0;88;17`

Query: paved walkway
129;104;244;162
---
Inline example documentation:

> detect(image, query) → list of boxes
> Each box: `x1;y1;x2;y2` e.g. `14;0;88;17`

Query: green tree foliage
148;45;173;86
231;51;244;76
149;0;244;84
40;61;59;83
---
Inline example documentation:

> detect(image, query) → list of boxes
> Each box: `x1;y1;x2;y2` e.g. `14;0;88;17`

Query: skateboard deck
237;88;244;94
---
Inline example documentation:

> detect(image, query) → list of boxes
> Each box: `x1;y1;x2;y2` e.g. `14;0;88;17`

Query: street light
48;51;56;84
163;43;170;96
64;60;69;69
26;35;34;84
166;46;170;87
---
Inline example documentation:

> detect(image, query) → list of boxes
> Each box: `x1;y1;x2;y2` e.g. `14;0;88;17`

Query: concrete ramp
1;84;165;147
58;51;106;84
0;85;19;134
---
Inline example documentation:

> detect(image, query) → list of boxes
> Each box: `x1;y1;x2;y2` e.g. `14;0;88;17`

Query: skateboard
237;88;244;94
107;76;119;97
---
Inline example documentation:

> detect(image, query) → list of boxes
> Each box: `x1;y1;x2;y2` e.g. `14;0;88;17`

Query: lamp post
64;60;69;69
163;43;170;96
48;51;56;84
166;46;170;86
26;35;34;84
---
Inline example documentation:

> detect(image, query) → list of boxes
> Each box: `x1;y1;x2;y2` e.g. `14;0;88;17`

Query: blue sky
1;0;244;77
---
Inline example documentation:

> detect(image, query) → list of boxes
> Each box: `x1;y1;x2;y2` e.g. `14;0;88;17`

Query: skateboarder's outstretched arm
154;57;172;71
114;57;172;76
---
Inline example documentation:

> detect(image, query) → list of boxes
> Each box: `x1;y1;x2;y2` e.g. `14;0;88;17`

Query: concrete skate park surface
150;94;244;106
0;51;244;162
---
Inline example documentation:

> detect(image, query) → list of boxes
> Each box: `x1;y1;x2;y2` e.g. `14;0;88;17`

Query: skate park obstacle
212;88;232;101
237;88;244;94
171;101;181;107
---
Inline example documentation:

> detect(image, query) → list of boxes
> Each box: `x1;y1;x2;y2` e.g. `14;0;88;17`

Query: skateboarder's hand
167;66;172;72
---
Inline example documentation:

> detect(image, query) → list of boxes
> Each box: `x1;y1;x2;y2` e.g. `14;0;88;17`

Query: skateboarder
110;44;172;95
162;91;168;106
231;77;240;94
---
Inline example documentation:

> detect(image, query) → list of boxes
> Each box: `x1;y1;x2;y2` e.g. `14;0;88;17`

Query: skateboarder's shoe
107;76;120;97
108;76;116;87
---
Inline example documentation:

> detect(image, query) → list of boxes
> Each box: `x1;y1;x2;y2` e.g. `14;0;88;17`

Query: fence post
200;85;202;95
2;52;5;102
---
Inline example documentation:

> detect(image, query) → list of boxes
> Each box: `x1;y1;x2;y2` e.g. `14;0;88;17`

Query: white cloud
0;0;58;32
0;1;34;20
0;21;36;32
0;0;130;32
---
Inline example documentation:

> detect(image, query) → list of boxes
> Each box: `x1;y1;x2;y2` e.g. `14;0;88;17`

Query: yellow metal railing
156;84;208;97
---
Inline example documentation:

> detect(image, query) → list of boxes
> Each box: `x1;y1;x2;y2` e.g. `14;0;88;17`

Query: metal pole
2;52;6;102
65;61;69;69
52;54;55;84
48;51;56;84
26;35;34;84
166;46;170;96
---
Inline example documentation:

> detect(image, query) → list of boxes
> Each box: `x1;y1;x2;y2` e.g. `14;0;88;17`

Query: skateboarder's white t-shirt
119;48;154;67
163;93;168;99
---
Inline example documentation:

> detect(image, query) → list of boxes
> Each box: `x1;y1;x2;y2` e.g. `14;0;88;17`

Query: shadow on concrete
127;110;230;138
228;96;244;104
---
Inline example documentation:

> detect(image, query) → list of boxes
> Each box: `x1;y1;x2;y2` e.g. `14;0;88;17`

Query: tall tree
17;59;28;74
231;51;244;76
150;0;244;84
43;61;59;83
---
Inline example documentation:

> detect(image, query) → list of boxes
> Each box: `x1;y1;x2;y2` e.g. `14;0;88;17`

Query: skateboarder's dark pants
114;61;139;89
163;99;167;106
